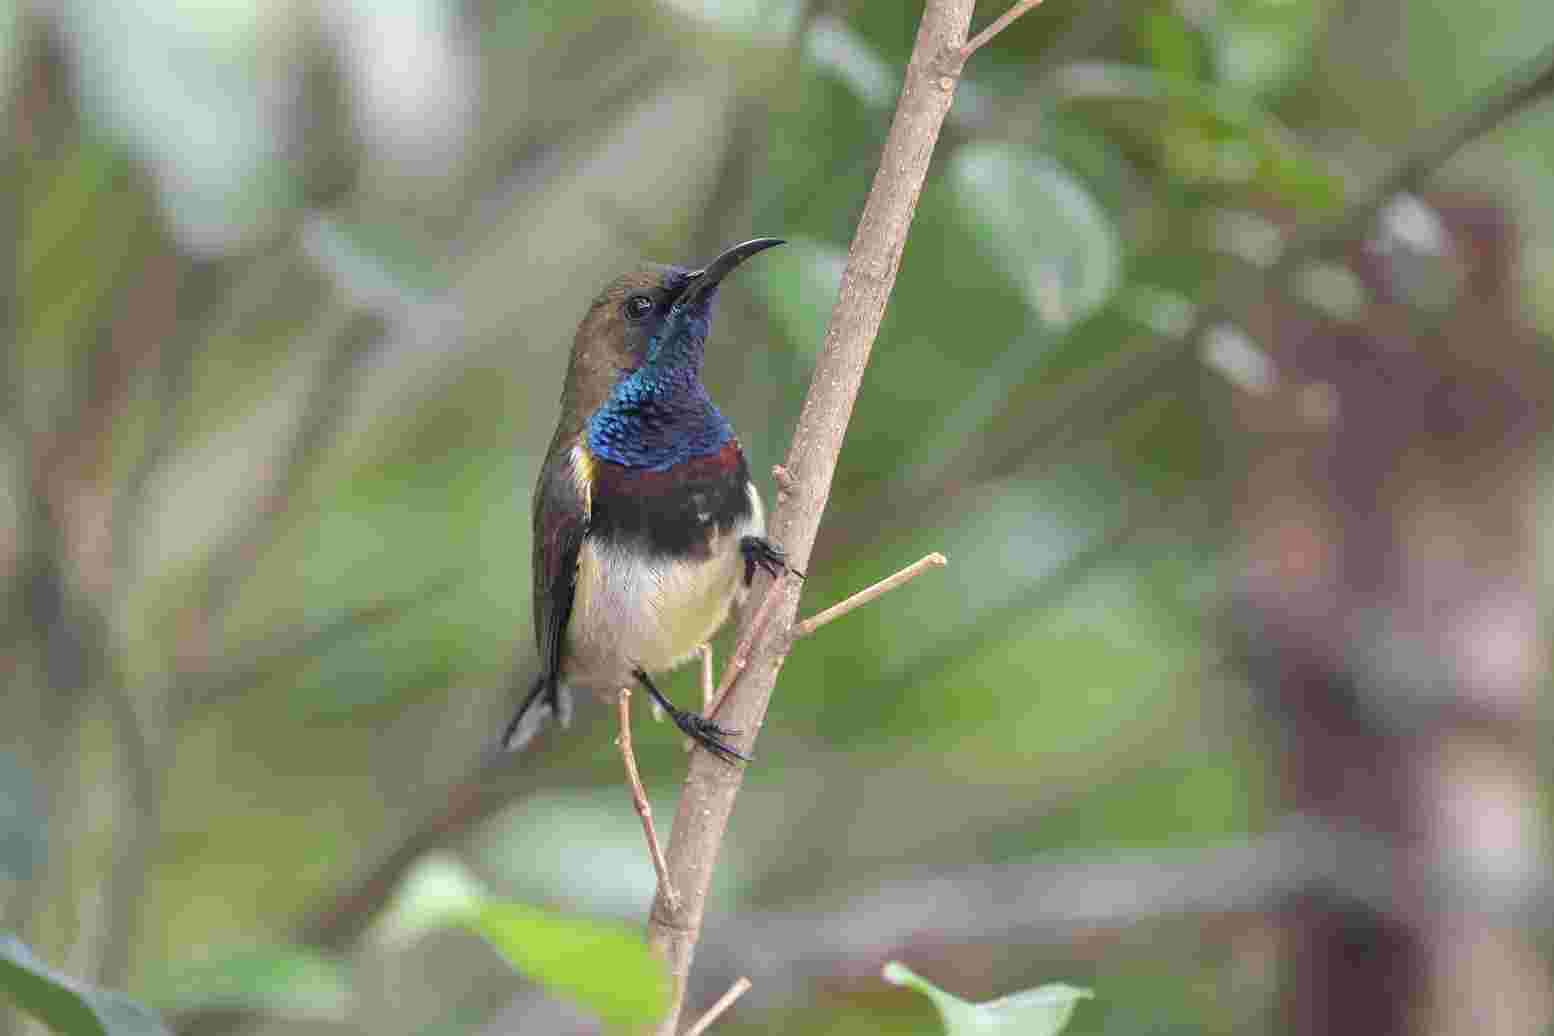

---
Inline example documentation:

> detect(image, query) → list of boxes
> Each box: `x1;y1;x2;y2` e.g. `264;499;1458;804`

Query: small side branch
707;583;787;718
682;976;752;1036
960;0;1046;60
792;553;947;640
617;689;680;916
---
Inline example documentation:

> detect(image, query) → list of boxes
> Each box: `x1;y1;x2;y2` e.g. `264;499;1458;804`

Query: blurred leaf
1055;61;1343;208
289;452;525;716
758;53;880;236
1207;0;1328;98
461;902;668;1034
139;946;352;1020
806;15;897;108
949;144;1121;330
0;935;169;1036
379;849;676;1033
1140;10;1206;87
20;134;141;391
0;2;15;105
376;852;489;950
659;0;802;40
473;787;745;918
57;0;298;252
883;962;1090;1036
750;236;846;359
0;752;45;880
304;214;446;309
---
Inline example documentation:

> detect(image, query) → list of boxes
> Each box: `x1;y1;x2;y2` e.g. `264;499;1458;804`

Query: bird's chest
565;443;762;684
586;442;754;559
571;531;745;679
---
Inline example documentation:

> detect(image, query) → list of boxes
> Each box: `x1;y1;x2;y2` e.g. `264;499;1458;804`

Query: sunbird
503;238;791;762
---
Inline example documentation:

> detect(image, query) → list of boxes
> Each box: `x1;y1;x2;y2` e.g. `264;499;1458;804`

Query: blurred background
3;0;1554;1033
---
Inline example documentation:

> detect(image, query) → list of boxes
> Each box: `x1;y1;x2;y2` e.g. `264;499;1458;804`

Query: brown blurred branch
644;3;1042;1032
687;815;1554;1006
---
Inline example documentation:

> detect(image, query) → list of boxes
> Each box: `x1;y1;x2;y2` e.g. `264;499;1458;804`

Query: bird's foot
670;709;748;764
741;535;803;586
634;668;748;764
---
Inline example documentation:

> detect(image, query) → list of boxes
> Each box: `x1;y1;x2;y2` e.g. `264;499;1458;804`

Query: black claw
741;535;802;586
633;668;749;764
672;711;749;764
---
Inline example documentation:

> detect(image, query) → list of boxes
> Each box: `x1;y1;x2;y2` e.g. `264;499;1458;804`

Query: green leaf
805;16;896;107
749;236;846;360
950;144;1121;330
377;855;668;1033
1207;0;1328;99
138;946;352;1020
883;962;1090;1036
303;215;445;310
0;752;45;880
1054;61;1342;208
376;852;490;949
1140;10;1206;87
659;0;802;40
58;0;298;250
460;903;669;1034
0;935;169;1036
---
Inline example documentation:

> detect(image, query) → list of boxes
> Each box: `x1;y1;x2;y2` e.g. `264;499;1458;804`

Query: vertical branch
643;1;1021;1030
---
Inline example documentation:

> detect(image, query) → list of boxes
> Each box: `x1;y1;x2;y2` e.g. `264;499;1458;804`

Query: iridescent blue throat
585;300;733;471
585;369;734;472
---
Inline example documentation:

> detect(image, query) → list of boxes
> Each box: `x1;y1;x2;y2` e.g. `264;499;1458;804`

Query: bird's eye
625;294;655;320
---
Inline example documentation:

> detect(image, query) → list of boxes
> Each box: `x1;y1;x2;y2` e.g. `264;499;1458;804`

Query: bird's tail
501;674;574;752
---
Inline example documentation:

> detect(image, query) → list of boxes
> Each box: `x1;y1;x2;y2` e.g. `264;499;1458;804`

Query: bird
502;237;792;764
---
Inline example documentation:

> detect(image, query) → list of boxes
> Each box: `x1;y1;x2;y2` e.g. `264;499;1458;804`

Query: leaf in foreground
0;935;168;1036
883;960;1090;1036
461;902;669;1034
380;853;669;1033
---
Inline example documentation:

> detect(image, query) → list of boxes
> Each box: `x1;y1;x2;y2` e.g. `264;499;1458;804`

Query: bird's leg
697;643;715;710
632;667;748;764
740;536;803;586
615;689;680;913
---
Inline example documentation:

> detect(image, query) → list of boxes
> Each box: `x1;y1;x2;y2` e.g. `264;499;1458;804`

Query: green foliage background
3;0;1553;1033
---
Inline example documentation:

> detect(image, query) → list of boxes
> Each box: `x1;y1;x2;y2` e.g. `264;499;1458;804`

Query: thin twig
617;689;681;916
792;553;947;640
682;977;752;1036
960;0;1046;60
698;644;715;711
706;582;785;719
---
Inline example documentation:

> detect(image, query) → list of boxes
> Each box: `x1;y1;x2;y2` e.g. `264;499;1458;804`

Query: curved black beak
680;237;784;307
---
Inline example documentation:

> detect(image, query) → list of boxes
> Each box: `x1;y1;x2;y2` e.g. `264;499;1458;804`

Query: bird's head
558;238;783;433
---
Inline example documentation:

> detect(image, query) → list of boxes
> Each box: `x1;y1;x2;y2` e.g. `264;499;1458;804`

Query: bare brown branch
792;553;947;640
682;977;752;1036
645;2;982;1031
617;690;680;915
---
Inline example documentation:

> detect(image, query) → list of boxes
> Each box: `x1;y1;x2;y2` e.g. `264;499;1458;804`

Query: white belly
564;482;764;695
